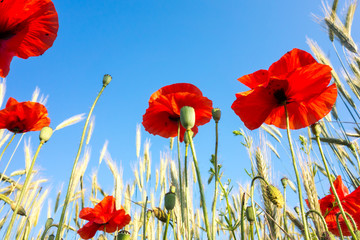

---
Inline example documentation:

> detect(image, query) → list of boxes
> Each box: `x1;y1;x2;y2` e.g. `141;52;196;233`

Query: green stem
143;196;148;240
240;193;246;240
305;210;329;232
250;176;269;240
184;144;190;240
187;129;212;240
336;212;346;240
284;104;311;240
4;140;44;239
163;210;171;240
249;222;254;240
283;185;289;240
0;132;16;163
211;122;219;240
315;135;357;239
177;123;185;228
55;85;106;240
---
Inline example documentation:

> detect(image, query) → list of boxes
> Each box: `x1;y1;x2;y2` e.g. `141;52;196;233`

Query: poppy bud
10;202;26;216
184;130;194;145
281;177;288;188
116;230;131;240
245;206;255;222
45;218;53;230
39;127;53;143
48;234;55;240
320;231;336;240
311;122;322;137
294;206;300;215
153;207;168;222
212;108;221;123
180;106;195;130
266;185;284;208
103;74;112;87
164;186;176;211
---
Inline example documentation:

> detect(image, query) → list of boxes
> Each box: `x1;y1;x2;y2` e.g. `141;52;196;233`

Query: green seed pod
245;206;255;222
115;230;131;240
281;177;288;188
153;207;168;222
311;122;322;137
184;129;194;145
10;202;26;216
48;234;55;240
321;231;336;240
266;185;284;208
212;108;221;123
103;74;112;87
164;191;176;211
39;126;53;143
180;106;195;130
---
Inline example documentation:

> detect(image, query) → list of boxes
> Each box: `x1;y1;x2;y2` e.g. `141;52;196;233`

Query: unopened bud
164;186;176;211
10;202;26;216
281;177;288;188
39;127;53;143
45;218;53;230
311;122;322;137
266;185;284;208
116;230;131;240
212;108;221;123
180;106;195;130
245;206;255;222
103;74;112;87
48;234;55;240
294;206;300;215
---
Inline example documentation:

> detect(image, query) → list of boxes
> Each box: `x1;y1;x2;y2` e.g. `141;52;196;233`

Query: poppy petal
329;176;349;199
149;83;203;103
91;196;116;224
77;221;101;239
237;69;269;89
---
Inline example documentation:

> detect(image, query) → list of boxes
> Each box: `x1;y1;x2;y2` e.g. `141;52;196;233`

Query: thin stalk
336;212;346;240
55;85;107;240
184;144;190;240
284;104;311;240
211;121;219;240
315;135;357;239
4;140;45;239
143;196;148;240
187;129;212;240
250;176;268;240
305;210;329;232
177;123;185;227
0;132;16;163
283;185;289;240
171;210;179;240
249;222;254;240
240;193;245;240
163;210;171;240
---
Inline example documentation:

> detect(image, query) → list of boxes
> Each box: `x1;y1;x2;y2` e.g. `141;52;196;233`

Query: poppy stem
176;123;185;230
143;196;148;240
315;135;358;239
211;121;219;240
4;140;45;239
305;210;329;232
163;210;171;240
240;193;246;240
284;104;311;240
184;143;190;240
187;129;212;240
55;84;107;240
282;185;289;240
0;132;16;163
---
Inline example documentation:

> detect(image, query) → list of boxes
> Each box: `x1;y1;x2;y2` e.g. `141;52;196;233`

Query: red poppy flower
316;176;360;236
0;97;50;133
142;83;213;142
77;196;131;239
0;0;59;77
231;48;337;130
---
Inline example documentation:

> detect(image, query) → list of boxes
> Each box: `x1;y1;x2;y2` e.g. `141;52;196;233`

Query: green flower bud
10;202;26;216
180;106;195;130
164;187;176;211
245;206;255;222
311;122;322;137
184;129;194;145
294;206;300;215
103;74;112;87
281;177;288;188
116;230;131;240
212;108;221;123
48;234;55;240
266;185;284;208
39;126;53;143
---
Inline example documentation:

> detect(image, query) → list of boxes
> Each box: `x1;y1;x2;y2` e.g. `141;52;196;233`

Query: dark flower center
0;30;16;40
274;89;287;105
168;115;180;122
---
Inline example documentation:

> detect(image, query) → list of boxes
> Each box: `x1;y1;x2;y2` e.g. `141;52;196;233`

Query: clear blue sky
2;0;359;223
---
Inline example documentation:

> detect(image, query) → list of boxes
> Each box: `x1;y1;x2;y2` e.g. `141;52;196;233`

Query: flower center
168;115;180;122
0;30;16;40
274;89;287;105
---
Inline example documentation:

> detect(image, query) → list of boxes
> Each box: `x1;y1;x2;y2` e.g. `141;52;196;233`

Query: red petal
91;196;116;224
79;207;97;222
77;221;101;239
231;87;277;130
0;50;14;78
5;97;19;108
268;48;317;78
103;209;131;233
330;176;349;199
237;69;269;89
149;83;203;103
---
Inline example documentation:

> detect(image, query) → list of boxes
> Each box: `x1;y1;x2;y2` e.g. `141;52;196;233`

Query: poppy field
1;0;360;239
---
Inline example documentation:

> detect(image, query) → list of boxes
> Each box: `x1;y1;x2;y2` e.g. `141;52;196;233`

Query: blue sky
2;0;359;222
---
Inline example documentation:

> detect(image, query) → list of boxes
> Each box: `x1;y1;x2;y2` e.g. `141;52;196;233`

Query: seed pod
115;230;131;240
212;108;221;123
164;186;176;211
103;74;112;87
266;185;284;208
245;206;255;222
39;127;53;143
180;106;195;130
311;122;322;137
281;177;288;188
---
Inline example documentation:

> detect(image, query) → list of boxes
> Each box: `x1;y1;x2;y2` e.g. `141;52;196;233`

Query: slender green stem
249;222;254;240
4;140;44;239
55;85;106;240
211;122;219;240
143;196;148;240
171;210;179;240
284;104;310;240
177;123;185;227
283;185;289;240
315;135;357;239
184;144;190;240
185;143;189;187
163;210;171;240
305;210;329;232
0;133;16;163
187;129;212;240
240;193;246;240
250;176;269;240
336;212;346;240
